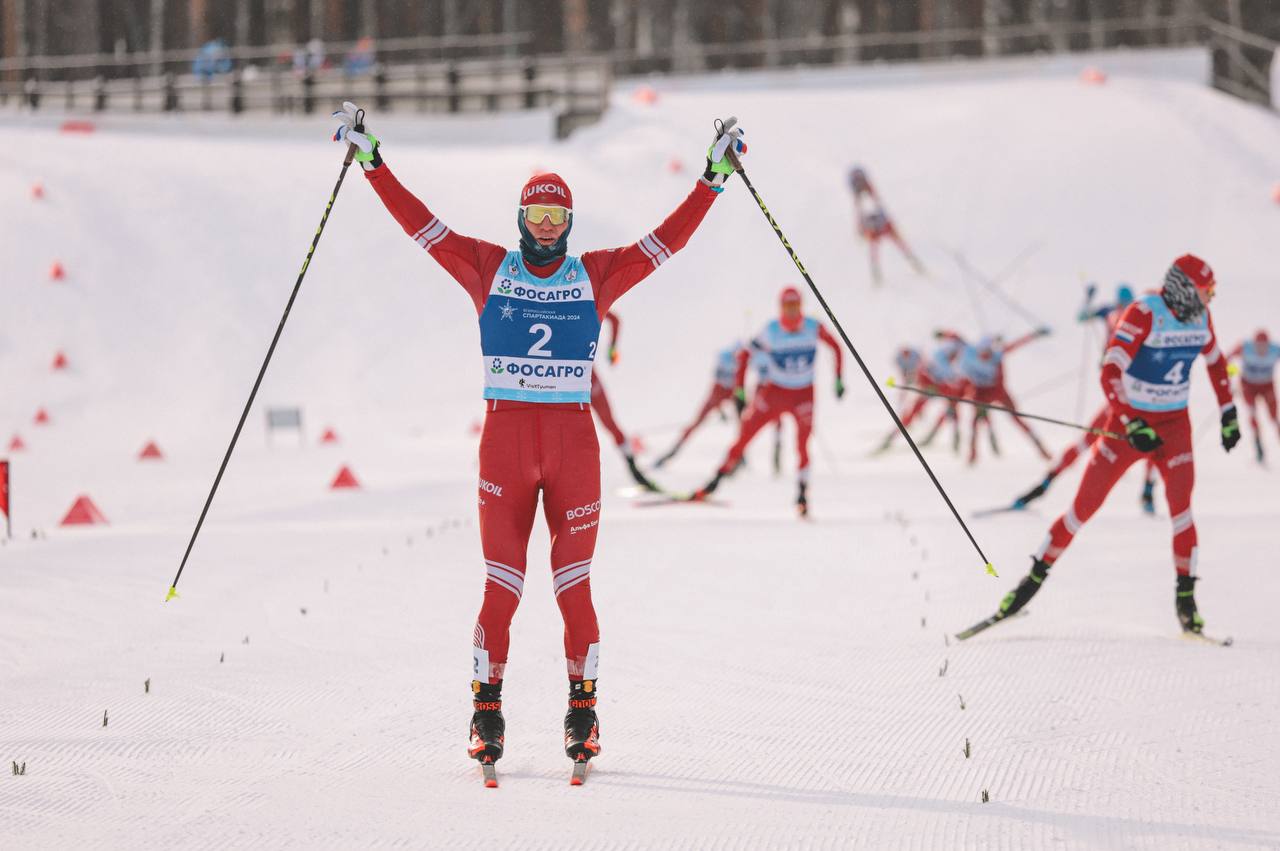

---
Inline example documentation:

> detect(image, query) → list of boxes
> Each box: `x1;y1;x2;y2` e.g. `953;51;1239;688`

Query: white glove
332;101;381;170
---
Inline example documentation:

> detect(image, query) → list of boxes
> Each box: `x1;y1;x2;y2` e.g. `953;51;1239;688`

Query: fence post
65;78;74;110
163;72;178;112
134;69;143;111
523;60;536;108
374;63;389;110
94;76;107;111
24;77;40;110
302;69;315;114
447;63;460;113
230;68;244;115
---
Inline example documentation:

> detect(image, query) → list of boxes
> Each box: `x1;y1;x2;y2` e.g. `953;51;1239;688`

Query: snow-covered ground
2;48;1280;849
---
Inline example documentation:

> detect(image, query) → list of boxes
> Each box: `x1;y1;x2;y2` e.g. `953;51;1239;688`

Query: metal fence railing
0;32;610;138
0;12;1273;134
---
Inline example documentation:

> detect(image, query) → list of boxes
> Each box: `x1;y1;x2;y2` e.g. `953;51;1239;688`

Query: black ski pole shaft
166;144;357;601
726;146;998;578
886;379;1124;440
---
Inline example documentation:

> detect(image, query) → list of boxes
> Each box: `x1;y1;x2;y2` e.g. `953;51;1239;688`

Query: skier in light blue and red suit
1012;283;1160;512
333;102;746;776
939;328;1053;464
872;343;957;454
654;340;748;469
1227;330;1280;463
696;286;844;515
991;255;1239;636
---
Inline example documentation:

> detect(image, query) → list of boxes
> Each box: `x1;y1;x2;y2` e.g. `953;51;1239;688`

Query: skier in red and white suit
1227;330;1280;463
588;312;660;491
849;165;924;286
1014;293;1157;512
697;286;844;514
335;102;744;769
942;328;1053;464
992;255;1239;636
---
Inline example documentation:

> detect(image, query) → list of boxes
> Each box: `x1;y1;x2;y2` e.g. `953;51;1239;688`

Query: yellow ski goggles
521;204;571;226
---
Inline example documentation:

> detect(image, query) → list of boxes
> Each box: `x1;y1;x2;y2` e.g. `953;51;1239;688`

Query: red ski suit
366;165;719;683
1036;301;1233;575
716;320;843;478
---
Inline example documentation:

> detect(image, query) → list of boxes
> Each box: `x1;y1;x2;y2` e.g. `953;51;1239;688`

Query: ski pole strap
726;149;996;579
886;379;1124;440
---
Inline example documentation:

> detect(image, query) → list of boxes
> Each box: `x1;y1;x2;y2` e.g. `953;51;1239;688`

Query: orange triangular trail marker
330;465;360;490
138;440;164;460
60;495;108;526
52;351;69;370
319;427;339;444
34;408;50;425
49;261;65;281
8;434;25;451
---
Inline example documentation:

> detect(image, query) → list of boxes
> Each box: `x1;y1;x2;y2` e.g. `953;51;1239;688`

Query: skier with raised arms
696;286;844;515
333;103;746;784
975;255;1239;640
1227;330;1280;463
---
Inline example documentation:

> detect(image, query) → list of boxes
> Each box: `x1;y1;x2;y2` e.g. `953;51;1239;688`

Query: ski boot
772;433;782;477
564;679;601;768
693;469;725;501
796;481;809;518
653;443;681;470
999;557;1051;618
468;681;504;784
1255;434;1265;465
1140;479;1155;515
1175;574;1204;634
1013;474;1055;510
624;451;661;493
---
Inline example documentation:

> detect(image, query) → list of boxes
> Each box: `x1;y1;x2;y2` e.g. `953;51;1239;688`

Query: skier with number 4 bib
988;255;1238;638
333;102;746;783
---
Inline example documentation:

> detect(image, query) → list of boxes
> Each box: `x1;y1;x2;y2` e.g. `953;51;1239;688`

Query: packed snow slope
2;48;1280;849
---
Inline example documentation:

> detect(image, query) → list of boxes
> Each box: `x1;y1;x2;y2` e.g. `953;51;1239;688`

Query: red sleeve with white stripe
583;182;720;317
1200;314;1234;411
1099;301;1152;420
364;164;506;314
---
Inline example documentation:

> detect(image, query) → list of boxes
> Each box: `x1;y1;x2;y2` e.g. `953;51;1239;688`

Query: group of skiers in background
331;101;1276;782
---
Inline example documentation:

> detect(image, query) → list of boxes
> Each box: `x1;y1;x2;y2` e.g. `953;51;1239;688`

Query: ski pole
886;379;1124;440
724;140;999;578
951;251;1049;330
165;142;358;602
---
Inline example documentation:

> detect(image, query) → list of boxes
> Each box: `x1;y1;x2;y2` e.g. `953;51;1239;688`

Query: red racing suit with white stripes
1036;293;1233;575
365;164;720;683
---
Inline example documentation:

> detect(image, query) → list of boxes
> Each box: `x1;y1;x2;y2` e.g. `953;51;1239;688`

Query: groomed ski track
2;48;1279;849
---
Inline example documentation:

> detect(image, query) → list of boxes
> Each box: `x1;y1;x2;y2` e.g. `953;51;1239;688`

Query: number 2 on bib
528;324;553;358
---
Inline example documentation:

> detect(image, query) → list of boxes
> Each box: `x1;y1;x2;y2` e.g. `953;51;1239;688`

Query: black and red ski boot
468;680;504;785
564;679;601;766
1175;574;1204;634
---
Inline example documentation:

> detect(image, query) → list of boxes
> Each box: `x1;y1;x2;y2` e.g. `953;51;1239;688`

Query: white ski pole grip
711;116;738;162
